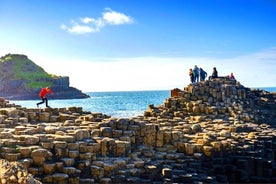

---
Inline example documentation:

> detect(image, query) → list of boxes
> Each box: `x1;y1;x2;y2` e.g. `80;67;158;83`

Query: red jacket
39;87;54;98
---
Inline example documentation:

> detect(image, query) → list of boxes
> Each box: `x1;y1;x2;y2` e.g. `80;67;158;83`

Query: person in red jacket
36;87;54;108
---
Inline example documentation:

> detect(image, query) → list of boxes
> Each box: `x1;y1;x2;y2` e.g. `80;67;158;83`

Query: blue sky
0;0;275;92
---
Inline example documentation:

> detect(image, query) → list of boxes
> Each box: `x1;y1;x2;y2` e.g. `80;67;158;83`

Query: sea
9;87;276;118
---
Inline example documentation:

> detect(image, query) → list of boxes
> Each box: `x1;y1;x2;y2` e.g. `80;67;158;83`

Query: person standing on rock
189;68;194;84
36;87;54;108
199;68;207;81
193;65;200;83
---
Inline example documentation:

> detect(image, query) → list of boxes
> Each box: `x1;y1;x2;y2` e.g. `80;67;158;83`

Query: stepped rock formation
0;77;275;183
0;159;41;184
0;54;89;100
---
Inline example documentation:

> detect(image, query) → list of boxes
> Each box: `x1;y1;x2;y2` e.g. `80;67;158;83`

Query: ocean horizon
10;87;276;118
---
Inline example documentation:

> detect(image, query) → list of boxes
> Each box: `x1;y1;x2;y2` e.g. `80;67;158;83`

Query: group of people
189;65;235;84
189;65;208;84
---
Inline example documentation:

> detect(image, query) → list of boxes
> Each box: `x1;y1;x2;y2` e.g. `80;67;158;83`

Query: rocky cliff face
0;54;89;100
0;78;275;183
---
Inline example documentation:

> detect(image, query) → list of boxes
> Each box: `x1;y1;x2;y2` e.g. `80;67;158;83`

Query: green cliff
0;54;90;100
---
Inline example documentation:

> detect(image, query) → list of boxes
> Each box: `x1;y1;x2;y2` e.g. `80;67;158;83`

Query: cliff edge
0;54;90;100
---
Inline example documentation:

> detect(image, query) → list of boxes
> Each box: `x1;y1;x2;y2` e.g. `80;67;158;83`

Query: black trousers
37;97;49;107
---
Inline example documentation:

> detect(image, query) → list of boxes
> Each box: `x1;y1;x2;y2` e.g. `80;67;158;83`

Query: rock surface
0;159;41;184
0;77;275;183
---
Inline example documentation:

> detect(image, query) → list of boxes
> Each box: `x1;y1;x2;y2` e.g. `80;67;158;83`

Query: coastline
1;78;275;183
10;90;171;118
251;86;276;92
9;87;276;118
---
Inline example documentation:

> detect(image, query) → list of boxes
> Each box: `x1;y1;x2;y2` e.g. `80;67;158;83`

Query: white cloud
61;8;133;34
81;17;94;24
252;47;276;59
23;48;276;92
68;24;98;34
102;9;133;25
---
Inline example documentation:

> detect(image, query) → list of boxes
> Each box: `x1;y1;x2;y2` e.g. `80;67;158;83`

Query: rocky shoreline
0;78;275;183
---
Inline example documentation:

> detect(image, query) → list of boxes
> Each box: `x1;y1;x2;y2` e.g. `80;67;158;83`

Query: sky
0;0;276;92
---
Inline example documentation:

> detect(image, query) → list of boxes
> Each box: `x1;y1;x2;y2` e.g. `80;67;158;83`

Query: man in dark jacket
200;68;207;81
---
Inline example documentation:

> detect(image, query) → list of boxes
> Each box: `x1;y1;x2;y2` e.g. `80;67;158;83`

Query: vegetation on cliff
0;54;89;100
0;54;57;89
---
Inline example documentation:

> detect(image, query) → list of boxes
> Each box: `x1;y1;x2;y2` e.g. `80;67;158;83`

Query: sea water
9;87;276;118
10;90;170;118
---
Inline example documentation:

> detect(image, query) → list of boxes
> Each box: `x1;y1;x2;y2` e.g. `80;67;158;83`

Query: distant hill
0;54;90;100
